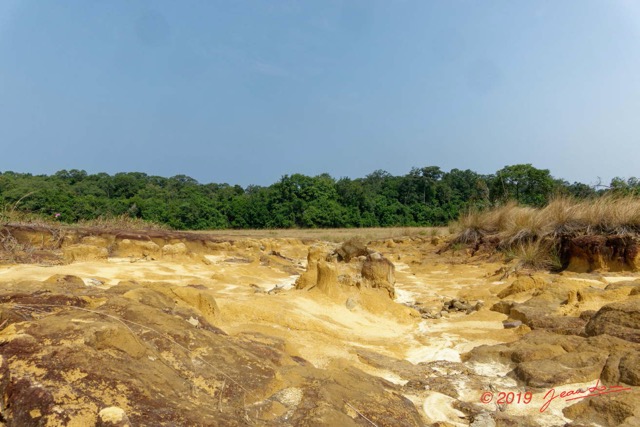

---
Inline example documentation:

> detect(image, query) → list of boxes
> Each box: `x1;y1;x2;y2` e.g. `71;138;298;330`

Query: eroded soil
0;226;638;426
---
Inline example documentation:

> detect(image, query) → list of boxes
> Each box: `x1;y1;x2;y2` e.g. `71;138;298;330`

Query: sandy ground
1;236;637;426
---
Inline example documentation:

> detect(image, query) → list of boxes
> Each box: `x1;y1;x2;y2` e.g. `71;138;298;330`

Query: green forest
0;164;638;230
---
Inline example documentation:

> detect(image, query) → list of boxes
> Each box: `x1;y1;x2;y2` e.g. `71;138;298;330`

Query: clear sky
1;1;638;187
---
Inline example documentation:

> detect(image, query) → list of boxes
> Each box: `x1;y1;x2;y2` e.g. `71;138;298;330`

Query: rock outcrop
333;237;370;262
361;252;396;298
562;389;640;427
496;275;547;298
465;330;640;389
584;297;640;343
96;407;131;427
0;277;425;426
62;244;109;263
295;245;330;291
561;235;640;272
2;224;639;427
115;239;161;259
296;241;397;299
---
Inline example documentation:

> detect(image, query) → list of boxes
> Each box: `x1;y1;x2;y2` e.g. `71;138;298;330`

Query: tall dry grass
451;195;640;269
454;195;640;245
503;240;563;270
191;226;447;242
77;214;169;231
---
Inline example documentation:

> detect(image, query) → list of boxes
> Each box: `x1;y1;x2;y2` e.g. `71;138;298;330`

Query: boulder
497;276;547;298
513;351;608;388
508;301;553;327
584;297;640;343
96;407;131;427
122;287;177;311
87;324;147;359
490;300;513;315
525;315;587;336
618;351;640;385
442;298;481;314
44;274;86;290
361;252;396;298
466;330;640;391
334;238;369;262
563;389;640;427
162;242;188;257
502;320;522;329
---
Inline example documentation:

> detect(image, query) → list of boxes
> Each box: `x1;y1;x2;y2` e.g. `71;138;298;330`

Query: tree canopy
0;164;626;230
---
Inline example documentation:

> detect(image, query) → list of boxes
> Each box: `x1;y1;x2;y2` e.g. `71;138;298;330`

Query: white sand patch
220;284;239;292
417;320;430;334
468;361;513;377
564;277;605;285
82;277;108;288
394;263;411;272
274;275;297;290
382;372;408;386
426;320;504;333
203;255;226;264
603;276;638;283
288;296;413;340
359;367;408;386
405;332;462;364
394;288;417;305
422;391;466;426
106;257;139;264
453;339;504;355
273;387;303;407
408;315;510;365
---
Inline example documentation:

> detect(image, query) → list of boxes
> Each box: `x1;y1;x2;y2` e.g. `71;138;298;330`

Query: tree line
0;164;637;230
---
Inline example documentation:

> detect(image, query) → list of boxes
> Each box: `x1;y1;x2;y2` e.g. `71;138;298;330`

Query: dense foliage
0;165;636;230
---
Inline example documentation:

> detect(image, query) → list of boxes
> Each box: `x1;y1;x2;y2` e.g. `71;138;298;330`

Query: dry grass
2;203;168;233
0;228;35;263
1;193;44;227
454;201;518;231
451;195;640;269
503;240;562;271
191;226;448;242
1;197;56;263
76;214;169;231
1;196;167;263
453;195;640;245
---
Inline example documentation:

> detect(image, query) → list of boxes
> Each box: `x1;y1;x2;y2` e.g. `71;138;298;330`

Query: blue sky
1;1;638;187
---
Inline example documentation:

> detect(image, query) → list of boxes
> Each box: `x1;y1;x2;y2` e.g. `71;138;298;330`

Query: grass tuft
504;240;562;271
